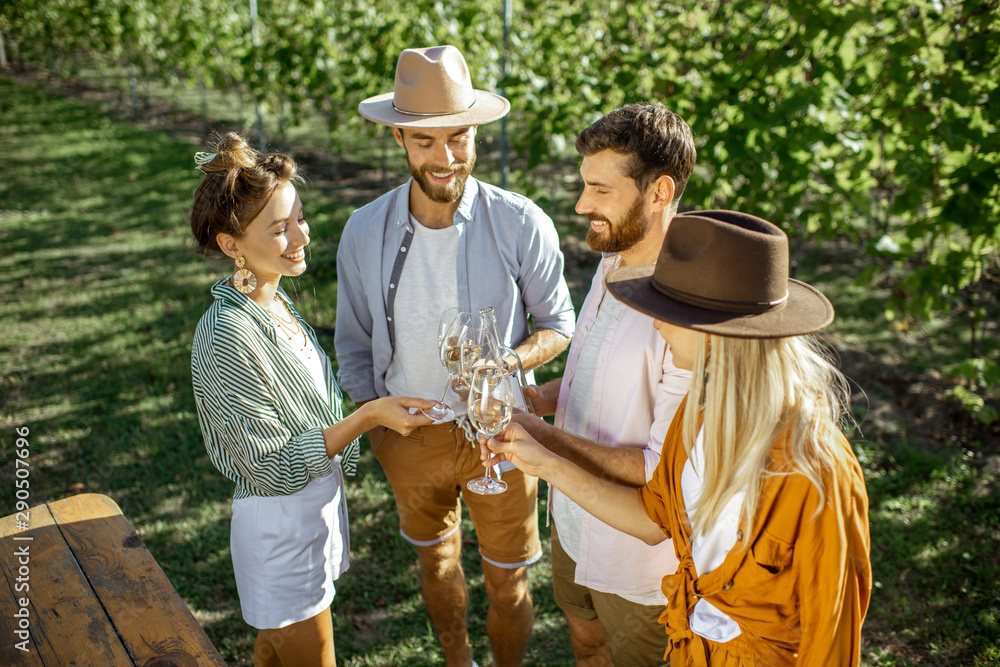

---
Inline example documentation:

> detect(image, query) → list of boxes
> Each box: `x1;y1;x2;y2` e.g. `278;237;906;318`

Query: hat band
652;277;789;314
392;98;477;117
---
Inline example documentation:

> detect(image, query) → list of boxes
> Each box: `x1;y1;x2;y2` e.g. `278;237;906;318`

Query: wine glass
436;307;461;348
421;311;472;421
466;366;513;495
455;322;486;393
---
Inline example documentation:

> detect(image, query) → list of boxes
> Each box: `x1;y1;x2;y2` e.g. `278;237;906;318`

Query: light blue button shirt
335;177;576;403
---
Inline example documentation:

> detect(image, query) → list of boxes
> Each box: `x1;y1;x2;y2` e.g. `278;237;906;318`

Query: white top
385;216;460;402
680;427;744;642
293;335;328;403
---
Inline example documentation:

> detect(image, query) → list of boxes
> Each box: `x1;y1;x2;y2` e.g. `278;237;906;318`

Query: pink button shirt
553;254;690;596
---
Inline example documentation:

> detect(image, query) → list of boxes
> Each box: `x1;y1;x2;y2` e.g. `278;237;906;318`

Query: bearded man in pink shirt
520;102;695;666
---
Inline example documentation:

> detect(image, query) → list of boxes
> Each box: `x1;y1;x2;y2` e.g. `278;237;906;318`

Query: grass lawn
1;72;998;666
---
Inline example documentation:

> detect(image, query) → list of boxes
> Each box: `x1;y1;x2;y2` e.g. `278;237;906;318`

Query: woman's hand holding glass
478;421;552;482
466;366;514;495
366;396;437;437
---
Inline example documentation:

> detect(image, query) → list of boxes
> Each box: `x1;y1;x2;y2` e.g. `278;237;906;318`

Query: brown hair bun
190;132;301;257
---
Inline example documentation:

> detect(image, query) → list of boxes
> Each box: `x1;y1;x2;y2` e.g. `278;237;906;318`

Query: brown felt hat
606;210;834;338
359;45;510;129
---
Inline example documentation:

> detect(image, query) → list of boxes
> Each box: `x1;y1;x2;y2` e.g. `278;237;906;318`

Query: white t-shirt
384;217;460;402
299;336;328;402
277;308;328;403
681;427;744;642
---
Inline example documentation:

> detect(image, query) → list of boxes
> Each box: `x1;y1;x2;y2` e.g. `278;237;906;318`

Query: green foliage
4;0;997;287
0;74;575;667
2;50;999;666
947;357;1000;424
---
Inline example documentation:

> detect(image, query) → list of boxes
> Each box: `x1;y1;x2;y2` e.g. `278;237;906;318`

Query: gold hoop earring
233;256;257;294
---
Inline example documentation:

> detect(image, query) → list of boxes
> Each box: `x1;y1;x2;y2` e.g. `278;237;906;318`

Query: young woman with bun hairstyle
485;210;872;666
189;132;433;666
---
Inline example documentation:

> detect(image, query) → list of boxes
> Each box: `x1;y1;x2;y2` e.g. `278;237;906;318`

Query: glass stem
481;433;492;480
437;377;451;404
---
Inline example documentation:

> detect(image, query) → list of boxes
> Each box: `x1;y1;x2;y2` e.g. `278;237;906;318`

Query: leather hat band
392;98;477;117
651;276;788;314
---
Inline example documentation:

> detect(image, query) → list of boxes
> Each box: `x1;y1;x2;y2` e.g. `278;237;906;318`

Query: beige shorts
552;525;669;666
371;422;540;567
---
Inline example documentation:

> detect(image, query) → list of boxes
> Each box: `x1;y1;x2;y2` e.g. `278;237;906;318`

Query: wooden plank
48;494;226;667
0;502;134;666
0;569;44;666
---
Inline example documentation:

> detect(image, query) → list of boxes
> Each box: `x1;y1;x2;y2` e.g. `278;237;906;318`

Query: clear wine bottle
478;307;535;414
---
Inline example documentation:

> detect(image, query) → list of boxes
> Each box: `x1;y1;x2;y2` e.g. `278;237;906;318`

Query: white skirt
230;467;350;629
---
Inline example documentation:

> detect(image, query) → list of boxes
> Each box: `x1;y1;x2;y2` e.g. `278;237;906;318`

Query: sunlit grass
2;72;998;666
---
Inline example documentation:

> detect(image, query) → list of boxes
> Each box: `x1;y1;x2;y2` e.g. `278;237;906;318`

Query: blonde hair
681;333;850;539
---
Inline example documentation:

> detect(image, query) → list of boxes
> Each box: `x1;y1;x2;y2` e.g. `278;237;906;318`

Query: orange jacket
638;404;872;666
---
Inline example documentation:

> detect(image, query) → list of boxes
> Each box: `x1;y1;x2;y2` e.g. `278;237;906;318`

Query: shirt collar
392;177;479;228
455;177;479;222
210;277;290;326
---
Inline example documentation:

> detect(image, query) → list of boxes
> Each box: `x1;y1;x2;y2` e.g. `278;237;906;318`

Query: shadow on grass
5;72;997;666
861;438;1000;665
0;75;261;661
1;74;579;665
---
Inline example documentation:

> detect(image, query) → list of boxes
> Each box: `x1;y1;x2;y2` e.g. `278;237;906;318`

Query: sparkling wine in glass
466;366;513;495
446;340;481;377
437;307;461;349
455;324;486;391
420;310;470;422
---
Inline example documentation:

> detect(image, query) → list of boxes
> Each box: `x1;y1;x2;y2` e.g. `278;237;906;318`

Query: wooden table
1;493;226;666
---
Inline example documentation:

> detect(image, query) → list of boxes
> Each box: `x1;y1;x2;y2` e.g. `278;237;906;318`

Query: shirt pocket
749;533;794;578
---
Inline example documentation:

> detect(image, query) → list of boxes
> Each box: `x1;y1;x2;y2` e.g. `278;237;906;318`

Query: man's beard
408;151;476;203
586;195;648;253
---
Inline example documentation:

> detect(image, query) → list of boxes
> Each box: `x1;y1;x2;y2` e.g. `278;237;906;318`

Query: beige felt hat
358;45;510;128
606;210;834;339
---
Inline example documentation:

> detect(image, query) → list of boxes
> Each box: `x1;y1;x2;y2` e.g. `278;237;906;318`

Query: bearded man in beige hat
335;45;575;667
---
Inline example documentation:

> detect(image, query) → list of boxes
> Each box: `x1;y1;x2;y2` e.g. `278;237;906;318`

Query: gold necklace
271;298;311;359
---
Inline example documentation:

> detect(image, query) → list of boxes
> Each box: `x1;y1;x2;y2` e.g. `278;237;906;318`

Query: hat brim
606;263;834;339
358;90;510;128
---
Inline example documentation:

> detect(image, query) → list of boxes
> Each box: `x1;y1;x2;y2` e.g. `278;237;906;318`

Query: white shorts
230;468;350;629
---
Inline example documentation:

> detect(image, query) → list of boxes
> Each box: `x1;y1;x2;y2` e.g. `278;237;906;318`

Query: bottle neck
479;307;526;375
479;307;504;350
477;307;534;414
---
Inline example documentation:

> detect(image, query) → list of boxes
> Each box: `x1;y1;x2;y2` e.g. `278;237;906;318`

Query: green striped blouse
191;278;359;499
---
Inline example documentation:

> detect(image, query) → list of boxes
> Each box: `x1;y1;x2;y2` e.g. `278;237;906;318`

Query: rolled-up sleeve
221;414;330;495
517;201;576;338
638;397;691;538
194;312;333;496
638;445;676;541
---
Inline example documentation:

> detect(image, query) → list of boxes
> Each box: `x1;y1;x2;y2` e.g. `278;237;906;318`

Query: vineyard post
249;0;265;151
126;50;138;114
499;0;511;189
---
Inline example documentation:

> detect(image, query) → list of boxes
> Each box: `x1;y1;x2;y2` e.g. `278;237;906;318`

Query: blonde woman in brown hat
483;210;872;666
190;133;434;666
